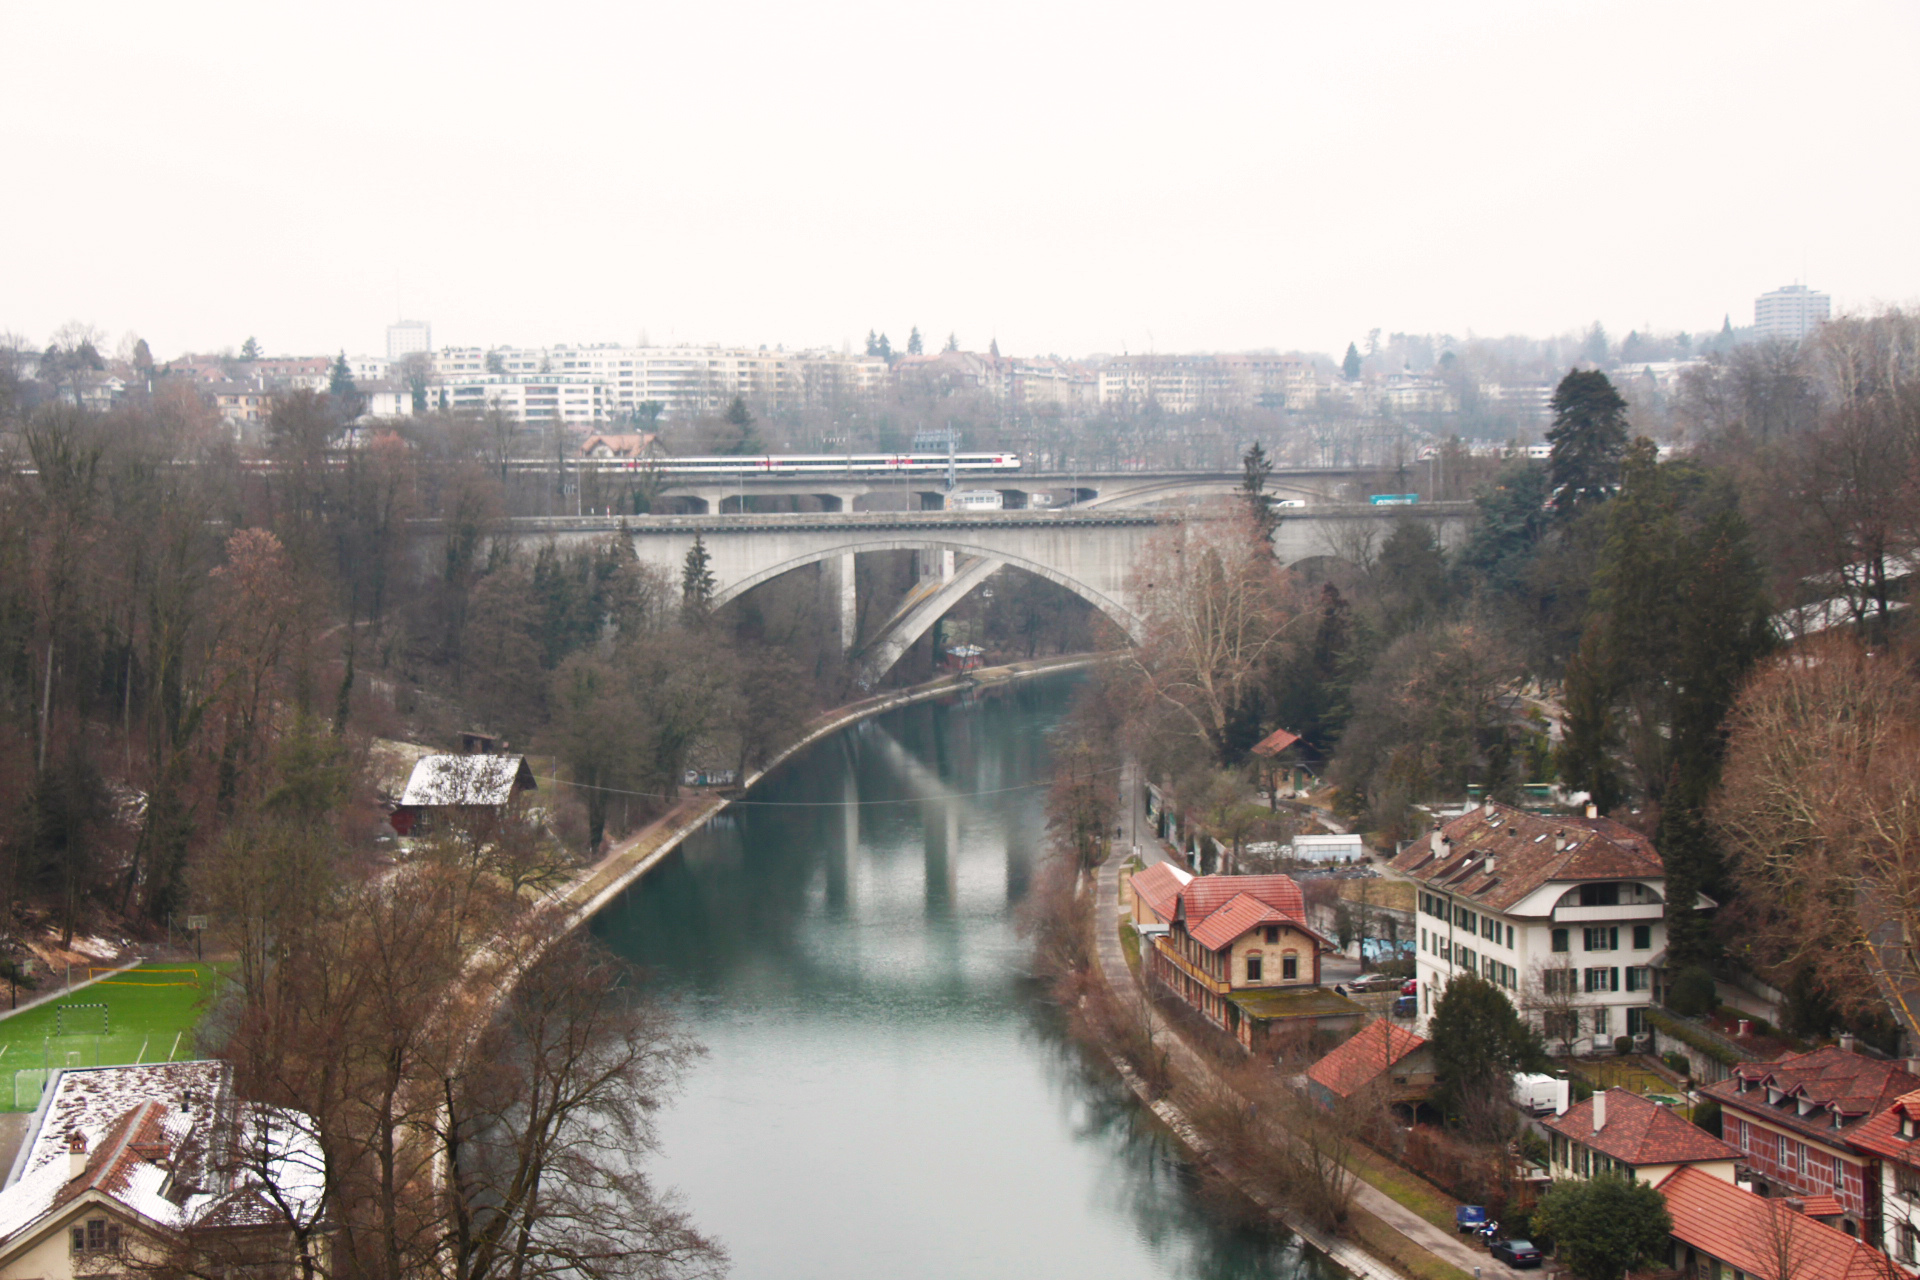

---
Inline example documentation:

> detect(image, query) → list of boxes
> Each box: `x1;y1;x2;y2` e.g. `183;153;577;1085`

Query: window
1633;924;1652;950
1507;924;1515;948
1895;1164;1920;1199
1898;1223;1916;1265
1246;954;1264;981
1552;928;1569;953
1282;952;1299;981
1627;1007;1648;1036
1543;968;1576;995
1585;966;1620;993
1584;927;1619;951
1420;928;1428;952
1580;883;1621;906
72;1217;119;1254
1483;916;1499;941
1593;1007;1610;1036
1264;926;1280;944
1544;1009;1580;1040
1626;967;1652;992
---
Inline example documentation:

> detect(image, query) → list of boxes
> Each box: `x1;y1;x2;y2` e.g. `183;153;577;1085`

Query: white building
1755;284;1831;343
1392;800;1705;1051
433;374;609;426
386;320;431;361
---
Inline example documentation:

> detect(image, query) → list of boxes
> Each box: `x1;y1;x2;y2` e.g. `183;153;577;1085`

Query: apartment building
387;320;431;360
1755;284;1831;343
1393;801;1696;1049
487;345;886;417
434;374;609;425
1096;353;1308;414
1706;1045;1920;1241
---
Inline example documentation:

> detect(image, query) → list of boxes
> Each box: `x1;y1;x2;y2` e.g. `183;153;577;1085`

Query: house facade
1850;1087;1920;1267
1129;863;1361;1050
1391;801;1698;1049
1543;1087;1739;1186
1304;1019;1434;1112
1705;1045;1920;1242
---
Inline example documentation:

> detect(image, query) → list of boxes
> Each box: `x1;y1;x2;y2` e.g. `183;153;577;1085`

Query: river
591;672;1342;1280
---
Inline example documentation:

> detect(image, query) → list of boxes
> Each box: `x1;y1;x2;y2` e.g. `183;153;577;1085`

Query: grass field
0;963;228;1110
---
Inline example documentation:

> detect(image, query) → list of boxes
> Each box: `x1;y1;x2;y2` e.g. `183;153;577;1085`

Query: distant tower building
1754;285;1830;343
387;320;432;361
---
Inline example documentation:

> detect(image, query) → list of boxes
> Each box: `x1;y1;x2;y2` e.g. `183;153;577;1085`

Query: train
567;452;1023;476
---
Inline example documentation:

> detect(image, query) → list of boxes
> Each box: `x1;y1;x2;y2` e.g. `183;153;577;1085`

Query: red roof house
1708;1045;1920;1237
1543;1088;1739;1185
1125;867;1359;1051
1305;1019;1433;1108
1657;1165;1895;1280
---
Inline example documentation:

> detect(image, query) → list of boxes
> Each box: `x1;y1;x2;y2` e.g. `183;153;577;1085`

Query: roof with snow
399;753;536;807
0;1062;324;1263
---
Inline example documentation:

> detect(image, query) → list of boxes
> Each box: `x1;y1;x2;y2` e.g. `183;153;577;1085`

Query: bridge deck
456;502;1473;535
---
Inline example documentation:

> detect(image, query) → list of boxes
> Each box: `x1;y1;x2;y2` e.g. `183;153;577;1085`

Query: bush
1614;1035;1632;1056
1667;966;1719;1018
1662;1050;1690;1076
1693;1098;1722;1138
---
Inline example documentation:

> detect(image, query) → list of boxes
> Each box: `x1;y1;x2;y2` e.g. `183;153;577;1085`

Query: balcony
1552;904;1662;923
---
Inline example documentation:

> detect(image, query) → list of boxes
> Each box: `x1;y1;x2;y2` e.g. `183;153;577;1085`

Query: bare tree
1527;955;1584;1058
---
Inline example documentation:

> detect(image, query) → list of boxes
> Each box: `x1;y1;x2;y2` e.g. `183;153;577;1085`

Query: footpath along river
590;670;1345;1280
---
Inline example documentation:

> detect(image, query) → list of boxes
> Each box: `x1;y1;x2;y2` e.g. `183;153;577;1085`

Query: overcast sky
4;0;1916;361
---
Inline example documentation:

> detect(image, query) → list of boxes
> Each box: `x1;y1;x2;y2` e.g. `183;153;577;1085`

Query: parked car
1401;978;1417;995
1455;1205;1488;1235
1490;1238;1541;1268
1391;994;1417;1019
1347;973;1397;992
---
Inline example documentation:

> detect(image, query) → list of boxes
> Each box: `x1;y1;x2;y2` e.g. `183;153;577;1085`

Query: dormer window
1768;1087;1784;1106
1902;1117;1915;1140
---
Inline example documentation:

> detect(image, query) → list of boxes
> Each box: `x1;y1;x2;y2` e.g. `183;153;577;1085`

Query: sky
4;0;1917;362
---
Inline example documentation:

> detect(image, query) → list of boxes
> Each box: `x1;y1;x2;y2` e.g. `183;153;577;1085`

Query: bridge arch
710;537;1144;641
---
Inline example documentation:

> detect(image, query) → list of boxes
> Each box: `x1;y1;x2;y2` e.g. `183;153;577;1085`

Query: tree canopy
1546;369;1629;516
1531;1174;1672;1280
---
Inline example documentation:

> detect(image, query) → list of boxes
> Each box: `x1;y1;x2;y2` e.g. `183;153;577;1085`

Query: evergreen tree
907;327;923;356
1428;971;1548;1135
1342;342;1362;381
240;336;262;361
681;535;715;624
1581;321;1611;365
1546;368;1629;516
1555;627;1623;814
865;330;879;357
718;396;762;456
989;338;1000;359
1531;1175;1672;1280
1456;461;1551;595
1239;442;1279;546
944;332;959;353
131;339;153;376
327;351;363;421
875;332;893;362
1268;583;1354;758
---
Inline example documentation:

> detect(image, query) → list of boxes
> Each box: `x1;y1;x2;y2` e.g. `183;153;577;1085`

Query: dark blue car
1491;1238;1541;1268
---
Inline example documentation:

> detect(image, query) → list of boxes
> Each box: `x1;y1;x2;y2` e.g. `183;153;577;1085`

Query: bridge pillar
820;551;857;652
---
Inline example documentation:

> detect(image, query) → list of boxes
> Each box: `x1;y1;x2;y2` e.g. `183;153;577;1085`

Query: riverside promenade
1092;766;1523;1280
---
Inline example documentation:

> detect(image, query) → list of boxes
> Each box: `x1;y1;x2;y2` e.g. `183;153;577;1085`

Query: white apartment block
1755;284;1831;343
387;320;431;361
1392;801;1700;1053
434;374;608;425
1096;354;1308;414
485;345;887;418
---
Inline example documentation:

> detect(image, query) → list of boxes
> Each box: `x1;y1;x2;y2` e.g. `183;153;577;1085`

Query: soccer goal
52;1003;108;1037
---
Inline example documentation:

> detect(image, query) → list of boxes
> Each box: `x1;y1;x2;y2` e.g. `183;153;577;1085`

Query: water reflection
591;676;1341;1280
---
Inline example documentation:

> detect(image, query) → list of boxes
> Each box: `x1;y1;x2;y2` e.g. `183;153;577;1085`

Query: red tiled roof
1707;1047;1920;1142
1798;1195;1845;1217
1544;1088;1738;1166
1307;1019;1427;1099
1181;874;1306;924
1129;862;1192;924
1388;800;1666;913
1251;728;1301;757
1189;892;1290;952
1657;1165;1888;1280
1843;1087;1920;1165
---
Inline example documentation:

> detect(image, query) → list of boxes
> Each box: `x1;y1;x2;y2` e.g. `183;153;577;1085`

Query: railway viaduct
497;499;1473;682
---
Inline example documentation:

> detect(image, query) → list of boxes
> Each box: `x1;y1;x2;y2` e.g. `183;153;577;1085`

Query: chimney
1430;829;1444;855
1593;1091;1607;1134
1555;830;1567;851
1840;1032;1859;1055
1585;803;1598;819
1484;854;1498;875
67;1133;88;1180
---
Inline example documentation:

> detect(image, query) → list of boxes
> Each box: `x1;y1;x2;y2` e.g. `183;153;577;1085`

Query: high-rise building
386;319;432;361
1754;285;1830;343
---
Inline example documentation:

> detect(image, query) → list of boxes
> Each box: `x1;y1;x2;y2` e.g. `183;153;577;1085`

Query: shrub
1662;1050;1690;1076
1667;966;1719;1018
1692;1098;1722;1138
1614;1035;1632;1056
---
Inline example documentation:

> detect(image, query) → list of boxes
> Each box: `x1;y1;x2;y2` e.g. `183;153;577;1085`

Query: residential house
580;432;659;459
1656;1164;1896;1280
1850;1087;1920;1267
1129;864;1362;1049
1304;1019;1434;1112
0;1062;324;1280
389;753;537;838
1543;1088;1739;1186
1391;800;1702;1049
1705;1045;1920;1241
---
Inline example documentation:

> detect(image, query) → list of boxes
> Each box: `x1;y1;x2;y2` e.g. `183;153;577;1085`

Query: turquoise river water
590;672;1342;1280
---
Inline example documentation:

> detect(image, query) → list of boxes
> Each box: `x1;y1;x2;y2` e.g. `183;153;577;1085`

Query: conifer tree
907;327;923;355
1239;441;1279;547
1342;342;1362;381
681;535;715;625
1546;368;1629;517
240;336;261;361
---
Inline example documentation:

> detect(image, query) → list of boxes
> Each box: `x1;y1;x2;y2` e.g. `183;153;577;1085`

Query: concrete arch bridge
505;501;1472;682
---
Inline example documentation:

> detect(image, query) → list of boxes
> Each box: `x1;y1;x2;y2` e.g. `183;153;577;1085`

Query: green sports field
0;963;229;1110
